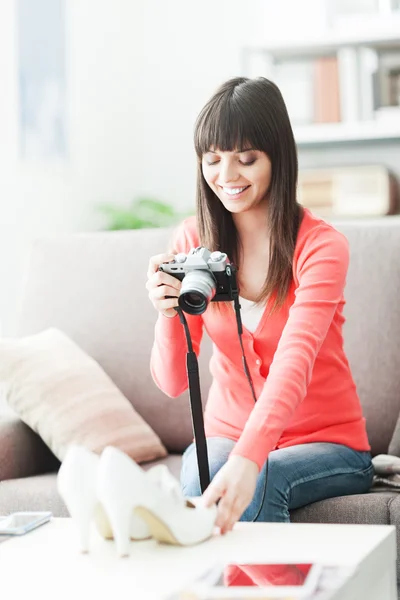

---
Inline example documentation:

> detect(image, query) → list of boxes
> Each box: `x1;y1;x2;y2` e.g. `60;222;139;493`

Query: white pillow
0;328;167;463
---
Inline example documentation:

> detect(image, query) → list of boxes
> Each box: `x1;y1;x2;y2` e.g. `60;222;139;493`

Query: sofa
1;217;400;565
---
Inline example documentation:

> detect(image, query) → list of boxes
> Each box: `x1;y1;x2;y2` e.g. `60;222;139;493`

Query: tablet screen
212;564;313;588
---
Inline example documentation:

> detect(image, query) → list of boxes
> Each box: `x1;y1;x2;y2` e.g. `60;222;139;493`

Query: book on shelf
337;47;360;122
358;46;379;120
378;50;400;106
314;56;341;123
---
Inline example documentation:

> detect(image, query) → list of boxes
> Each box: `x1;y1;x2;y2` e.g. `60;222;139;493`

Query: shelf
294;121;400;146
246;18;400;59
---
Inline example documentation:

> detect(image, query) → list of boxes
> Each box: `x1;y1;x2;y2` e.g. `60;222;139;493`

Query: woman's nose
218;159;239;184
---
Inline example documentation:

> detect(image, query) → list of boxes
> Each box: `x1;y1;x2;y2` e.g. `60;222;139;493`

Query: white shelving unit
294;120;400;146
243;14;400;146
246;28;400;59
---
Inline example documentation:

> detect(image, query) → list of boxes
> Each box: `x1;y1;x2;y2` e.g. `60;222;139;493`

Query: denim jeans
180;437;374;522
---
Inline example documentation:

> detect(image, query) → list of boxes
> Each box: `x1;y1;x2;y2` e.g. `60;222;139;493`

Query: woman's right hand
146;253;182;318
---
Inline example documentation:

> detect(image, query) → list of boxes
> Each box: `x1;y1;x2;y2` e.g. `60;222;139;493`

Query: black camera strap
176;307;210;493
176;265;257;494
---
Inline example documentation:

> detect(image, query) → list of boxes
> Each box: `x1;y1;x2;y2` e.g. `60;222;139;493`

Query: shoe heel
57;446;99;553
97;446;151;557
66;498;94;553
102;502;133;557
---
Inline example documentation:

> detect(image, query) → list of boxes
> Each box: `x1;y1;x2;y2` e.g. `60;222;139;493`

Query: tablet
0;511;52;536
176;561;322;599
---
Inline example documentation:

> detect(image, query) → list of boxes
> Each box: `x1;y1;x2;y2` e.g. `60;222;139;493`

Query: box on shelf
298;165;399;217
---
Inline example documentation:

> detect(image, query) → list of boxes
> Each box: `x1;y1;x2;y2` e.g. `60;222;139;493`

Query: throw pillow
389;415;400;458
0;328;167;463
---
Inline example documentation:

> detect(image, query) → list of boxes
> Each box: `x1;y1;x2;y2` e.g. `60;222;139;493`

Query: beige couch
1;218;400;567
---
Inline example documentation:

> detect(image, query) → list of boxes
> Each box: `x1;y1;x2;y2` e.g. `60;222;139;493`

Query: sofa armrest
0;412;60;482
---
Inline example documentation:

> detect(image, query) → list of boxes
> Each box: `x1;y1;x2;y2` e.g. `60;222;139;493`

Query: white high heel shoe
97;446;217;554
57;446;150;553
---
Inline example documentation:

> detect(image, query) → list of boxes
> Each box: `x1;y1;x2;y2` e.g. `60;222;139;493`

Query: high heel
97;446;217;550
57;446;151;554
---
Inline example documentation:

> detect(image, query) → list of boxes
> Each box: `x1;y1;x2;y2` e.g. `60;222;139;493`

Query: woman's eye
204;157;256;166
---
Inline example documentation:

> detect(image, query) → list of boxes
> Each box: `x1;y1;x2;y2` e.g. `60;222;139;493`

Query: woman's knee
180;437;236;497
241;454;290;522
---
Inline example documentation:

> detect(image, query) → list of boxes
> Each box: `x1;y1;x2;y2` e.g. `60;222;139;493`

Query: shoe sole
134;506;212;546
94;505;151;542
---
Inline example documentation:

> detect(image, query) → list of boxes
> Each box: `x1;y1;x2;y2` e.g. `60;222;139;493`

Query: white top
239;295;265;333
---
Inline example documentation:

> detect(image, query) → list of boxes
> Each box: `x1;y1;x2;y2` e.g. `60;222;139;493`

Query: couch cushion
291;491;396;525
389;415;400;457
0;411;59;482
0;473;68;516
141;453;183;479
333;218;400;455
387;495;400;573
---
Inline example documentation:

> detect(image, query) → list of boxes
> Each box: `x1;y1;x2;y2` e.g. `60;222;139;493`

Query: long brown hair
194;77;302;311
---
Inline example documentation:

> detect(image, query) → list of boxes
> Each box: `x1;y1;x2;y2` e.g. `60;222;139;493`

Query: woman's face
201;147;272;214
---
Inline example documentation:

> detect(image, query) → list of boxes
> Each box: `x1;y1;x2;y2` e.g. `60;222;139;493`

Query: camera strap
176;265;257;494
176;307;211;493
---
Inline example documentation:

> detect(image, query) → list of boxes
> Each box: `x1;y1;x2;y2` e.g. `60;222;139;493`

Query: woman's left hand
201;455;259;534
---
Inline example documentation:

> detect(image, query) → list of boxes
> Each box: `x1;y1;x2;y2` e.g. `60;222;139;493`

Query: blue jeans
180;438;374;522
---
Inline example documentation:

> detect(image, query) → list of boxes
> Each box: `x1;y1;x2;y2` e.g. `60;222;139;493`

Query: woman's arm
149;218;204;397
150;311;203;397
230;225;350;469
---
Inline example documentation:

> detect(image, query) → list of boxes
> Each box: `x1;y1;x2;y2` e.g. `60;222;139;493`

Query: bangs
194;92;269;157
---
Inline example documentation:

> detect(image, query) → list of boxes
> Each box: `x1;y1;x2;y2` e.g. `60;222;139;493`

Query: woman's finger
202;479;225;508
149;285;179;301
146;270;182;291
147;253;176;278
157;298;179;312
215;487;237;531
221;497;243;533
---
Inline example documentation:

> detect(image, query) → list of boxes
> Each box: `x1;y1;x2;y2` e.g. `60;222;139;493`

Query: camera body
159;247;237;315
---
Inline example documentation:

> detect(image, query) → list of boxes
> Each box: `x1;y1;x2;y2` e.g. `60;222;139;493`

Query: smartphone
176;562;322;599
0;511;52;536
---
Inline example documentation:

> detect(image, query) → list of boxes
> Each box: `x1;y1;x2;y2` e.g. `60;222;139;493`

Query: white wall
0;0;258;335
1;0;399;335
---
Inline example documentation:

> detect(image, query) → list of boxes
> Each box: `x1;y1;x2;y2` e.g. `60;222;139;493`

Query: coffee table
0;518;396;600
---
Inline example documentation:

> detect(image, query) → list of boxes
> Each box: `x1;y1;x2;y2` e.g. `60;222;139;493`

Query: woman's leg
241;442;374;523
180;437;236;497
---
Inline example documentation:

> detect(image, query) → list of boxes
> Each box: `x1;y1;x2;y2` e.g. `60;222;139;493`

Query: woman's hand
202;455;259;534
146;253;182;318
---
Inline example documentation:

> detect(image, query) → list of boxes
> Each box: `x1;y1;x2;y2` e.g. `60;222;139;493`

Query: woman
146;77;373;535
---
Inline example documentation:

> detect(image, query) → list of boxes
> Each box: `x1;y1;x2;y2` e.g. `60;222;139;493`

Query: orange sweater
150;208;370;470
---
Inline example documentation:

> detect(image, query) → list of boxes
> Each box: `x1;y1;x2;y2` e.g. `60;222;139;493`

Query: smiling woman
147;76;373;536
194;77;299;309
202;148;270;207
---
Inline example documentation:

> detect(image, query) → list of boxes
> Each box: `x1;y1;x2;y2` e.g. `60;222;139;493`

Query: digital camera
159;247;237;315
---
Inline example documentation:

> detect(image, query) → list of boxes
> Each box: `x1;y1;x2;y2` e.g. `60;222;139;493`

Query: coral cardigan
150;208;370;470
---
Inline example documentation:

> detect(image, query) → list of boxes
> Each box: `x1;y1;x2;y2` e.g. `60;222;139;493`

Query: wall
0;0;252;335
1;0;399;335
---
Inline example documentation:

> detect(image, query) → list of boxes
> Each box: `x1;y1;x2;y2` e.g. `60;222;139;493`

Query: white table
0;518;396;600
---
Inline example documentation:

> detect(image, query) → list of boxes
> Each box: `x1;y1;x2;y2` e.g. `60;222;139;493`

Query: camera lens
179;270;216;315
184;292;204;309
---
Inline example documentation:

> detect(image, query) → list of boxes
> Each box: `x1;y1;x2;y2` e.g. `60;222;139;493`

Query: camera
159;247;238;315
